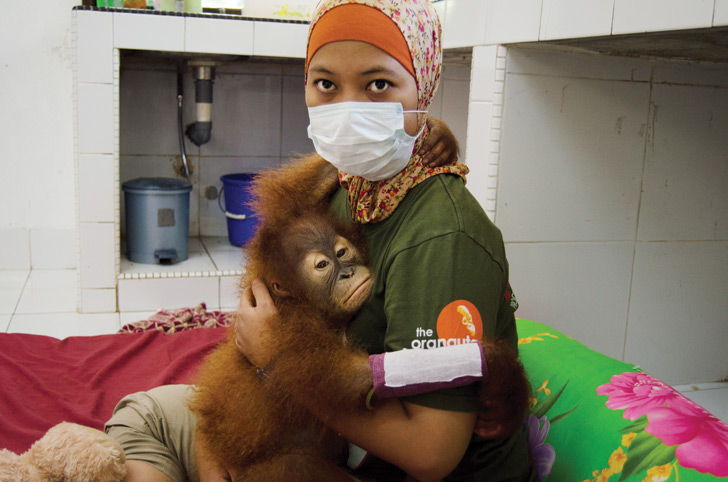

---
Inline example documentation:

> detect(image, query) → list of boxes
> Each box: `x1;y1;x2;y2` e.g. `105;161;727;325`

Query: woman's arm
333;398;476;482
235;280;476;482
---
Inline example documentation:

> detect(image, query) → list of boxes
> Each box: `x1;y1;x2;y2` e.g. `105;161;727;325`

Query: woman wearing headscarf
236;1;537;481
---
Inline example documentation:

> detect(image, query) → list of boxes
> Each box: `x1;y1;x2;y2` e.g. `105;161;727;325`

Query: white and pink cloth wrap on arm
368;341;488;400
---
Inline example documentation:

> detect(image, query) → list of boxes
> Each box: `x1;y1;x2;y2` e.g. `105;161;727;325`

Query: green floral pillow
516;319;728;482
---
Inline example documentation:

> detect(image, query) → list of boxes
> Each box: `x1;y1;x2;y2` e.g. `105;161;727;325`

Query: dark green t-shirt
331;174;536;481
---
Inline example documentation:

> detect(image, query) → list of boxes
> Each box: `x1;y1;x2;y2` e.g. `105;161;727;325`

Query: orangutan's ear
270;281;291;298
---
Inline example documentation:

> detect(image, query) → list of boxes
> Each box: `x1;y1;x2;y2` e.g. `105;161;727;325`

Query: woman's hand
418;116;460;168
234;278;278;369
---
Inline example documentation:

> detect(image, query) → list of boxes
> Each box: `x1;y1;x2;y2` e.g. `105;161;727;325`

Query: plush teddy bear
0;422;127;482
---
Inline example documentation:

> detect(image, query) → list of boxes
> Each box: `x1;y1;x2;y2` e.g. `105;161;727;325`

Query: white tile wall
539;0;615;41
441;0;487;49
30;229;76;270
716;0;728;26
185;17;254;55
464;45;507;219
612;0;715;35
505;47;652;82
0;230;30;270
0;271;28;314
253;21;308;58
79;223;116;289
432;0;726;48
653;58;728;86
281;72;314;158
437;0;727;47
424;61;472;157
76;10;113;84
637;82;728;241
113;12;185;52
429;82;444;118
119;69;180;156
485;0;543;45
433;0;447;35
491;46;728;386
439;64;471;150
506;241;634;360
625;241;728;385
79;154;115;223
496;70;648;242
464;101;493;210
470;46;498;103
204;72;283;157
77;83;114;154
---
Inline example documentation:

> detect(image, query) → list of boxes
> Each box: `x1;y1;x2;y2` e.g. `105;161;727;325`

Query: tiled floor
1;262;726;424
1;268;154;339
2;236;244;338
673;382;728;424
119;236;246;278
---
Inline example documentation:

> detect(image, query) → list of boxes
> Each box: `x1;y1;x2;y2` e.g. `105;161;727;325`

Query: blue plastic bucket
219;173;258;246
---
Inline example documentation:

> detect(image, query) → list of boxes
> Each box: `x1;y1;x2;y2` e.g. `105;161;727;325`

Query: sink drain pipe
186;62;215;147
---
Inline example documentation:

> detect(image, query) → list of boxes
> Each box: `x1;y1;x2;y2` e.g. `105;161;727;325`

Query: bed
1;314;726;481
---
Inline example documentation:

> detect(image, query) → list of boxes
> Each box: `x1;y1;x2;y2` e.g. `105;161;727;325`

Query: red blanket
0;327;228;453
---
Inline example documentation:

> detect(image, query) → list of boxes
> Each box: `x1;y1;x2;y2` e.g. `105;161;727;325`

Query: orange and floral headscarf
306;0;469;223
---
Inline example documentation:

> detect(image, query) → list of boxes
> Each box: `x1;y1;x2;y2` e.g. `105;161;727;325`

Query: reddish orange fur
188;156;371;480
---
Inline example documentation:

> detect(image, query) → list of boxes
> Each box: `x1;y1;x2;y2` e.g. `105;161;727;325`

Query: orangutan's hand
418;116;460;168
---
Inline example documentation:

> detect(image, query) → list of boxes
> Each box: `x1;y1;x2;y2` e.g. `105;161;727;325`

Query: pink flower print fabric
598;371;728;477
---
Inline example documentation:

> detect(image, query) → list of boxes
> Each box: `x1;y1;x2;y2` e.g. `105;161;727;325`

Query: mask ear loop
403;109;428;140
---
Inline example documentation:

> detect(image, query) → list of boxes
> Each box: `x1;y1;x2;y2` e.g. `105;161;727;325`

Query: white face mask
307;101;426;182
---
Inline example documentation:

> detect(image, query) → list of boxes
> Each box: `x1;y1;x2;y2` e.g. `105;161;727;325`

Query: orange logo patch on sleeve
436;300;483;344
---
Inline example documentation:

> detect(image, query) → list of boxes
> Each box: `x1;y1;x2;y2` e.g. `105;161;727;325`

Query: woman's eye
315;79;335;92
316;260;329;270
368;79;390;92
336;248;347;258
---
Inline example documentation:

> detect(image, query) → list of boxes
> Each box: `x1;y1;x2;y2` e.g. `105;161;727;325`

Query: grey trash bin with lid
122;177;193;264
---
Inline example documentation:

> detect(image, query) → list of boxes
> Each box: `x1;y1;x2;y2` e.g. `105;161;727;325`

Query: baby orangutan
189;156;377;480
189;157;530;481
190;208;377;481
